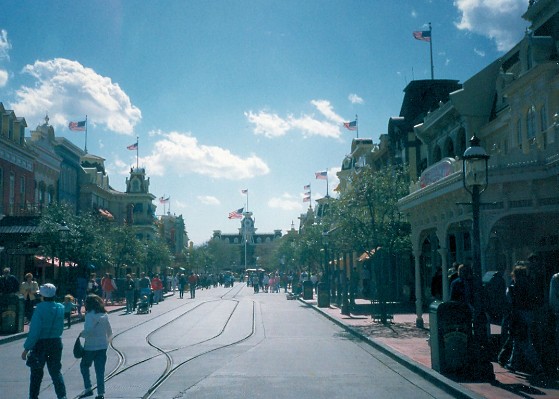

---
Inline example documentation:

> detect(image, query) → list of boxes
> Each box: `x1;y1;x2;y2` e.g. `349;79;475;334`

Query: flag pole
429;22;434;80
84;115;88;154
355;114;359;139
326;169;329;197
136;136;139;169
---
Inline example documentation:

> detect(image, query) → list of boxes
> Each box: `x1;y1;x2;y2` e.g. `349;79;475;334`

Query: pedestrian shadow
352;322;429;340
489;381;547;398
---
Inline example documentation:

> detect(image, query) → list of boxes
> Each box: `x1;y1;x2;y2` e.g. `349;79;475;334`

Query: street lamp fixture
462;135;494;381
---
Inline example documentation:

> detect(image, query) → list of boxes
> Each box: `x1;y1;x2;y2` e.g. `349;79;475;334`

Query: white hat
39;283;56;298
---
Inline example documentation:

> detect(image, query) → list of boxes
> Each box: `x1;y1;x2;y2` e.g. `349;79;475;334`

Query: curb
298;298;484;399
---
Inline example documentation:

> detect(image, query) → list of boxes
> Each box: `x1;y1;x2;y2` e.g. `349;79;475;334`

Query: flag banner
305;191;311;196
68;120;86;131
304;184;310;190
159;196;170;204
241;189;248;194
315;171;327;180
228;207;244;219
413;30;431;42
343;120;357;131
127;142;138;150
303;196;311;202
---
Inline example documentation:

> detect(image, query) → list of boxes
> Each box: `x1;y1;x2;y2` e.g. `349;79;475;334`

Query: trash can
429;300;472;375
0;294;25;334
317;282;330;308
302;280;314;300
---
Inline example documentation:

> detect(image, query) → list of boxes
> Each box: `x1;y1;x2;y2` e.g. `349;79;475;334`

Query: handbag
26;350;43;368
73;336;84;359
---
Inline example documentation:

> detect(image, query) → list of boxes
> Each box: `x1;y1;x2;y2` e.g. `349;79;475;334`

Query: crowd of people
429;254;559;381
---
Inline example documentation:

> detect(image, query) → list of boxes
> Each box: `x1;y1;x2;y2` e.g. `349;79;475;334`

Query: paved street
1;284;458;399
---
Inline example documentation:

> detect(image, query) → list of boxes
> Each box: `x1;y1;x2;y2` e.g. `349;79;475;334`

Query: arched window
457;128;466;158
540;104;547;132
444;138;455;158
433;145;442;163
526;105;536;140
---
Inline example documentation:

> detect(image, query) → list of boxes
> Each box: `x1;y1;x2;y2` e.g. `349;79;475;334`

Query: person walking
0;266;19;294
178;273;186;299
123;274;135;314
188;272;198;299
20;273;39;323
63;294;76;329
100;273;116;305
21;283;67;399
151;274;163;304
79;294;113;399
76;273;88;319
505;264;544;377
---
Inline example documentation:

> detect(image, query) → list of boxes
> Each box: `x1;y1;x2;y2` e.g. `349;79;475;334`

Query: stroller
136;295;151;314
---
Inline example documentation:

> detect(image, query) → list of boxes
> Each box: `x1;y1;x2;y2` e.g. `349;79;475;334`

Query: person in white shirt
79;294;113;399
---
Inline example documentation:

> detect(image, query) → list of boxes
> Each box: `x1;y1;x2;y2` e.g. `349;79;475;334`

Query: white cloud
0;70;7;87
454;0;528;52
244;110;291;138
268;193;303;212
348;94;364;104
198;195;220;205
310;99;344;123
10;58;141;134
141;130;270;180
0;30;11;61
245;99;344;139
473;48;485;57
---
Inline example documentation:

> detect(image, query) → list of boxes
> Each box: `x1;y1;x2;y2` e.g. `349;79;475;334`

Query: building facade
398;0;559;326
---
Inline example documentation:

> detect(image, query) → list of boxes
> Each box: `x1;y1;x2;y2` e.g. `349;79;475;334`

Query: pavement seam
298;298;484;399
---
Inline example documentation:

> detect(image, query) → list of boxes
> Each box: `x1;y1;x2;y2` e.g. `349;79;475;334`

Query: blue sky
0;1;529;245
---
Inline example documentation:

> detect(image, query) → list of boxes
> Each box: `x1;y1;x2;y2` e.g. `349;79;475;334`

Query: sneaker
95;396;104;399
79;389;93;398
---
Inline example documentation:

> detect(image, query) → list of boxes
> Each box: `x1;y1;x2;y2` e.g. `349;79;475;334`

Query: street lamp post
321;230;330;306
462;135;494;381
57;223;70;293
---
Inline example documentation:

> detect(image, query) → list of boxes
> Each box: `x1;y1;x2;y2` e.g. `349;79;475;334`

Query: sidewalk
301;297;559;399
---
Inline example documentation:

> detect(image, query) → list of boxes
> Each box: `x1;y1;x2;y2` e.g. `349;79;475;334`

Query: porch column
414;247;424;328
436;227;450;301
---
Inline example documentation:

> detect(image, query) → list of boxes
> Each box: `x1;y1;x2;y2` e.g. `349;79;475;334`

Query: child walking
63;294;76;329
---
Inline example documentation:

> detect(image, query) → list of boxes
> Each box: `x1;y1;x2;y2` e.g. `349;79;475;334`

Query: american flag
303;196;311;203
159;196;170;204
127;142;138;150
228;207;244;219
241;189;248;194
68;120;86;131
413;30;431;42
315;171;328;180
343;120;357;131
303;184;310;190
